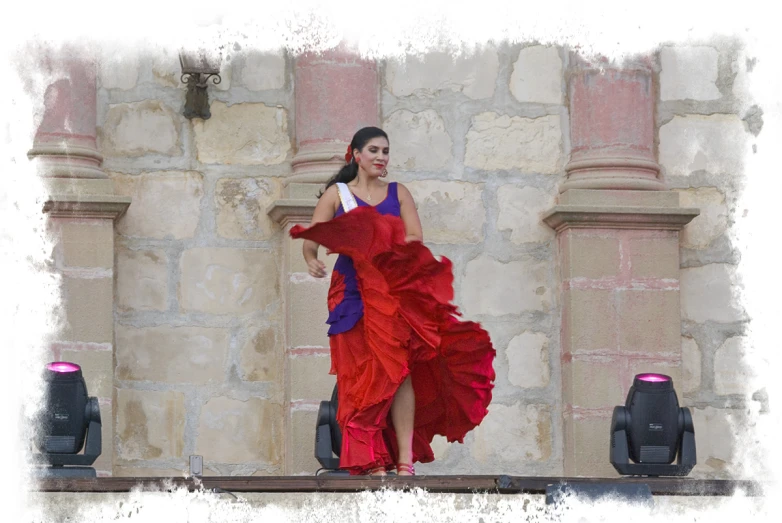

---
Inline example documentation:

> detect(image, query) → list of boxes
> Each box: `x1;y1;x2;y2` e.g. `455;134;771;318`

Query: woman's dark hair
319;126;389;197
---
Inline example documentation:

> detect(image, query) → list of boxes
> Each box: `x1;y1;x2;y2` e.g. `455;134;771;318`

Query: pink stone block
562;357;625;409
561;288;618;352
616;289;680;354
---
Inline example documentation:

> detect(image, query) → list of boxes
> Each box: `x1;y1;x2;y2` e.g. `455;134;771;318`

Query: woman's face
355;137;389;178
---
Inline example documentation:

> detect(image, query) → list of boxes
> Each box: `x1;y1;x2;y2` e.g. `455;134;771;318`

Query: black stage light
32;362;102;478
314;384;348;474
610;373;696;476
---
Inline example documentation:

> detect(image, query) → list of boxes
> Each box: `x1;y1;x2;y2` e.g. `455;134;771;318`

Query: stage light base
317;469;351;476
32;466;97;478
32;418;103;467
611;463;695;477
610;406;696;477
315;386;342;471
315;423;340;470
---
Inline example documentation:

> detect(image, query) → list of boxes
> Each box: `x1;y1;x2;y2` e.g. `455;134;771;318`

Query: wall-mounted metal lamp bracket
179;51;222;120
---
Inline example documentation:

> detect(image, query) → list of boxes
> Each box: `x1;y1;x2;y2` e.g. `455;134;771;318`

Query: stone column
288;46;380;187
267;46;379;474
28;44;130;476
544;54;698;477
560;56;665;192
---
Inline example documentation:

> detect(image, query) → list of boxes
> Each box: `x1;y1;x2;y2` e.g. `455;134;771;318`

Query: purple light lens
636;373;669;383
47;362;81;373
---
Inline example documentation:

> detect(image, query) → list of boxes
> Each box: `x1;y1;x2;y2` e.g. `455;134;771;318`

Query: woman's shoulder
392;182;413;200
321;183;341;199
318;184;341;211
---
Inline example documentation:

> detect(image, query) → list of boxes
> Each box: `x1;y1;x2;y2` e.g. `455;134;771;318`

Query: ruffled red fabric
327;270;346;312
290;206;495;474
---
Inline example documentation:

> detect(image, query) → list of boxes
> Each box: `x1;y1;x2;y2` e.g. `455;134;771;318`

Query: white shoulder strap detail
336;182;358;212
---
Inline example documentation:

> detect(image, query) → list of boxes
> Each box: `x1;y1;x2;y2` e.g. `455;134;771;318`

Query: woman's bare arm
302;185;339;278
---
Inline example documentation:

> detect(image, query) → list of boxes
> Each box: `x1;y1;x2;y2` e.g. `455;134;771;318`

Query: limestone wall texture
83;41;760;479
657;41;761;479
380;44;567;476
98;48;291;477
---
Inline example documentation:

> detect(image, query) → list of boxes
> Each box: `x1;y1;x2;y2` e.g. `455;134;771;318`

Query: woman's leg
391;375;415;474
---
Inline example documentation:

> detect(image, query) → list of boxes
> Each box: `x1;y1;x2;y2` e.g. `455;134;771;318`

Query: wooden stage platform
34;475;764;497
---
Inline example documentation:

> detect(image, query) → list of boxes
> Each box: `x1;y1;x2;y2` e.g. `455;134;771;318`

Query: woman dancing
292;126;495;476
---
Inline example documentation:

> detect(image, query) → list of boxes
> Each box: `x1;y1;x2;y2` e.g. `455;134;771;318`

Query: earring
381;168;388;178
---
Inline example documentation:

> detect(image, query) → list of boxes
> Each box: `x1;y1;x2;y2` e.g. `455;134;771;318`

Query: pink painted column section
27;45;129;477
561;56;664;192
290;47;379;183
269;45;380;474
28;46;105;180
545;53;697;476
28;45;129;213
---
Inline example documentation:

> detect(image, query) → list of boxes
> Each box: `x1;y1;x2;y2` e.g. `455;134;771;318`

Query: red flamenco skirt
290;206;495;474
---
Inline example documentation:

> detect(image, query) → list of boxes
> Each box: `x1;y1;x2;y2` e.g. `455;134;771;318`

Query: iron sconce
179;51;222;120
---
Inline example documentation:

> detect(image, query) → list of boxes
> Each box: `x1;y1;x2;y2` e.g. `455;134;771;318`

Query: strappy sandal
396;463;415;476
364;465;388;476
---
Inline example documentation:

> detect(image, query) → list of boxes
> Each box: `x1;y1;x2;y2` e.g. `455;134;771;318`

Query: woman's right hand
307;258;327;278
301;186;338;279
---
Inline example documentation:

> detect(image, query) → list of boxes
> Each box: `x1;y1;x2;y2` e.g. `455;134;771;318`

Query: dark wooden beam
32;475;765;497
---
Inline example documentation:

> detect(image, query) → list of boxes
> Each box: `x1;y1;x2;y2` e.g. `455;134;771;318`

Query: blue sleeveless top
326;182;401;335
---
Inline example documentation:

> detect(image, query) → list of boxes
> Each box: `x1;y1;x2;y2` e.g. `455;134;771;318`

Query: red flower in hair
344;145;353;164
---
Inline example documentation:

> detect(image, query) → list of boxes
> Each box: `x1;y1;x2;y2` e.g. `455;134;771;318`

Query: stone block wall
657;41;761;478
47;218;116;476
98;48;291;476
84;40;757;479
380;43;567;475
